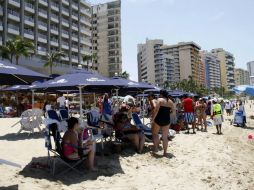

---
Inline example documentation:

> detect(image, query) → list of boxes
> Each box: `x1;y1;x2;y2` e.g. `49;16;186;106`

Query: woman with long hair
152;90;176;156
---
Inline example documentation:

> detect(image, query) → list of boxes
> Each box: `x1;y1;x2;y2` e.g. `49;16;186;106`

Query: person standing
238;101;246;127
152;90;175;156
212;99;223;135
182;94;196;134
225;101;232;116
102;93;112;118
196;98;207;132
147;93;157;120
57;93;66;109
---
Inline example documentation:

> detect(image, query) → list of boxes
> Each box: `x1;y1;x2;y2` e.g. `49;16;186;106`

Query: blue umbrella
0;60;49;85
233;85;254;96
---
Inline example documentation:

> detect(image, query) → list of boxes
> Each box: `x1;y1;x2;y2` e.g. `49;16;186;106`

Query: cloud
209;11;225;21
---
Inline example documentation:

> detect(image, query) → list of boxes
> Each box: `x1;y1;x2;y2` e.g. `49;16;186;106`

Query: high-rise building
137;39;163;85
162;42;205;85
247;61;254;85
137;40;205;87
211;48;235;91
91;0;122;77
234;68;250;86
200;51;221;89
0;0;92;73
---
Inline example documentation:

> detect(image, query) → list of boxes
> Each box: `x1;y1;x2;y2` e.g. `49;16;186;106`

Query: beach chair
59;109;69;120
11;110;42;135
44;123;86;176
0;106;4;118
86;111;105;150
132;113;153;141
46;110;67;132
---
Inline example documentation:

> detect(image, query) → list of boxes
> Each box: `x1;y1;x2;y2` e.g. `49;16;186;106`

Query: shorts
213;115;222;125
184;112;195;124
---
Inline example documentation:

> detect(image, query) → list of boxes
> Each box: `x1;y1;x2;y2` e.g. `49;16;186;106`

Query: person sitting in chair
114;112;145;153
62;117;95;171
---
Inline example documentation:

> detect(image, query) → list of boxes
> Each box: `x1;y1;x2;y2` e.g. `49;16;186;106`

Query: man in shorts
212;99;223;135
182;94;196;134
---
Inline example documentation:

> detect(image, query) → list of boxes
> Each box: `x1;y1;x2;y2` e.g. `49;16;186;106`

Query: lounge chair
11;109;42;135
59;109;69;120
44;123;86;176
45;110;67;132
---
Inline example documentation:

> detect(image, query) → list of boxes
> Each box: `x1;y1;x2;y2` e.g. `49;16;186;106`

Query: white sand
1;103;254;190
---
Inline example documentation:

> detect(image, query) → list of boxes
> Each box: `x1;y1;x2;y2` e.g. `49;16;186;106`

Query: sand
0;103;254;190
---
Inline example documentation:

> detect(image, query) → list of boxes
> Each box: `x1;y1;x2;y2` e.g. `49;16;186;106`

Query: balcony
72;24;78;31
72;2;78;10
50;26;58;35
51;14;59;23
62;0;69;6
80;8;91;17
80;27;91;36
38;33;47;43
80;47;91;55
80;38;91;46
0;21;3;31
24;16;34;26
61;30;69;38
72;56;79;63
62;42;69;50
72;45;78;52
80;17;91;27
38;21;47;31
39;0;48;7
72;12;78;20
50;39;58;46
8;0;20;7
0;7;3;16
24;30;34;39
38;9;47;18
62;18;69;27
37;46;47;55
51;2;59;11
62;7;69;16
8;24;20;35
24;2;35;13
72;35;78;42
61;56;69;61
8;10;20;22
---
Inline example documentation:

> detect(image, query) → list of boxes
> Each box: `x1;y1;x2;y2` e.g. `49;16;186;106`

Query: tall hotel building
0;0;92;73
234;68;249;86
247;61;254;85
200;51;221;89
137;39;205;87
91;0;122;77
211;48;235;91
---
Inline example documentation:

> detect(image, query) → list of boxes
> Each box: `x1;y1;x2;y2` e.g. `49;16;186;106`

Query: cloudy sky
92;0;254;81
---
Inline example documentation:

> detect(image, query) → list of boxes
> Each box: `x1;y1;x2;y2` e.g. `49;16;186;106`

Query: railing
51;26;58;31
51;2;59;9
51;38;58;43
38;46;47;51
24;29;34;35
72;23;78;28
24;2;34;9
62;41;69;46
62;7;69;14
11;0;20;3
38;21;47;27
8;9;19;17
51;13;58;19
62;30;69;35
38;9;47;15
24;15;34;22
62;18;69;24
38;33;47;39
8;24;19;31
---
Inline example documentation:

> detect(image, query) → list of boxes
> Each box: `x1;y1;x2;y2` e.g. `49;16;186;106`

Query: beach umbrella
34;69;123;117
233;85;254;96
0;60;49;85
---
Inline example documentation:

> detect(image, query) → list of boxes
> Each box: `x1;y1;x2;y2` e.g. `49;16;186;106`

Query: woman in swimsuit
196;98;207;132
152;90;176;156
62;117;95;170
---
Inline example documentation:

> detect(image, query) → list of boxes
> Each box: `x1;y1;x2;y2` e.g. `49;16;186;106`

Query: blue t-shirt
102;100;112;115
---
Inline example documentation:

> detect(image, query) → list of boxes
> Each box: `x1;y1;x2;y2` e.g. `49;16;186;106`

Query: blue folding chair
131;113;152;140
59;109;69;121
47;110;61;122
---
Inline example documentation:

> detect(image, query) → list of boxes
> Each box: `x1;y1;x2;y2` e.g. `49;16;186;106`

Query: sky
92;0;254;81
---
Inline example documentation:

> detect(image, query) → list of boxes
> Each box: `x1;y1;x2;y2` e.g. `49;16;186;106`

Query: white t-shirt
45;104;52;111
65;99;69;108
225;103;231;110
57;96;66;107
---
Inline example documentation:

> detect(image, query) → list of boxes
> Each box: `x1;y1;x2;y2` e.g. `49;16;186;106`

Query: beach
1;105;254;190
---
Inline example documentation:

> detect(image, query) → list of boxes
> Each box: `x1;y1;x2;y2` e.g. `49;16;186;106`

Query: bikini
154;106;171;126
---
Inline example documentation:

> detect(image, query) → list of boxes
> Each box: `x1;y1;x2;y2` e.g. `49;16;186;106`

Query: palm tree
82;53;97;70
119;71;130;79
0;36;34;65
44;51;65;75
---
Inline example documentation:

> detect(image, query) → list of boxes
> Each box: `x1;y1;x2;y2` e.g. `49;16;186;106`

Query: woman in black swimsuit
152;90;176;156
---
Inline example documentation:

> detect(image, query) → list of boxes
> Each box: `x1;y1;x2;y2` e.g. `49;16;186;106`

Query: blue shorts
184;112;195;124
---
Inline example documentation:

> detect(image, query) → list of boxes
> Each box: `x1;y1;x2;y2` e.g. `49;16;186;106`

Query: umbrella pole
78;86;83;119
31;90;35;109
93;93;96;107
142;91;145;124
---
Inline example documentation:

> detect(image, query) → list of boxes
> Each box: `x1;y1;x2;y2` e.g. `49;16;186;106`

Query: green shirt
213;103;222;116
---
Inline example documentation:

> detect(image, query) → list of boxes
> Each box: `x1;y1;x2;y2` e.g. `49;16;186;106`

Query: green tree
82;53;97;70
119;71;130;79
0;36;34;65
44;51;65;75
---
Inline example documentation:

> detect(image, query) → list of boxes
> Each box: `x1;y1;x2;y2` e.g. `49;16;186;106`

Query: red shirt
183;98;194;112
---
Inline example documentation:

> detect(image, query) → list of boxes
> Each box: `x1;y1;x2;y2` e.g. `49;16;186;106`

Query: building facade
247;61;254;85
92;0;122;77
137;40;205;87
211;48;235;91
0;0;92;73
200;51;221;89
234;68;250;86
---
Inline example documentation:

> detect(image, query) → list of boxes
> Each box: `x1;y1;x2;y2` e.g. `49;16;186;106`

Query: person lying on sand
114;112;145;153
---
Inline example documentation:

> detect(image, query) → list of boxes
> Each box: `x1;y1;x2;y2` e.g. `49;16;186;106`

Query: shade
34;69;121;91
233;85;254;96
0;60;49;85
